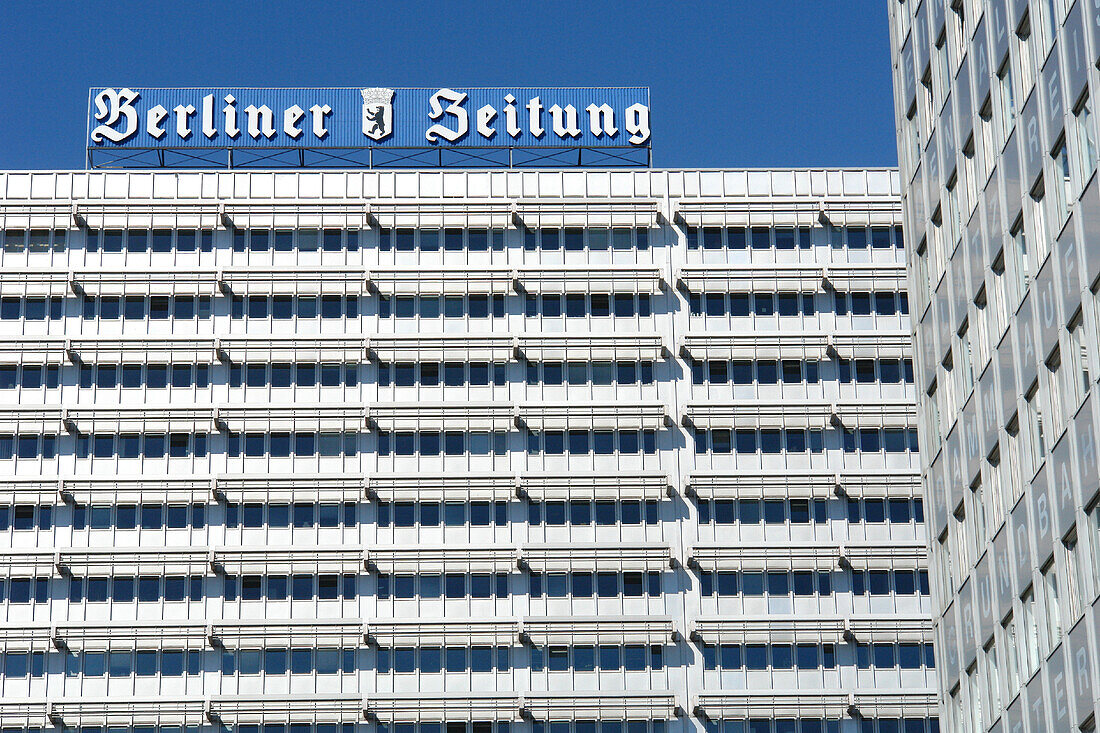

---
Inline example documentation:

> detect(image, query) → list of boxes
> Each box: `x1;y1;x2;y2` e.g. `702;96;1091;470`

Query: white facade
0;168;933;733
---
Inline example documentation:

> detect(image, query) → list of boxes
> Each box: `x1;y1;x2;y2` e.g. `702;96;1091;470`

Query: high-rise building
888;1;1100;730
0;163;935;732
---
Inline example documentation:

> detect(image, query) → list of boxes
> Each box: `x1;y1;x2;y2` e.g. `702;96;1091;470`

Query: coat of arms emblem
361;88;394;141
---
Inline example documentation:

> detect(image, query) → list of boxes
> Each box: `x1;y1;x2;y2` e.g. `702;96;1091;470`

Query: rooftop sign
86;87;651;169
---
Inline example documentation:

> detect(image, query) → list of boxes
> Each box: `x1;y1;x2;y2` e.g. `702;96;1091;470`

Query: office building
889;1;1100;730
0;164;933;732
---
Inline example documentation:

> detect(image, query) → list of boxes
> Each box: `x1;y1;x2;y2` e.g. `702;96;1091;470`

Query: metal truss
87;146;651;170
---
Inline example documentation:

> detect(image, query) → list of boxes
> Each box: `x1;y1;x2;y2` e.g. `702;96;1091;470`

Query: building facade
0;168;933;732
888;0;1100;731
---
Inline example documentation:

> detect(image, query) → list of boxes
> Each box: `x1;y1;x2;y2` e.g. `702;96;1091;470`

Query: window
997;58;1016;145
1028;179;1051;263
1019;585;1041;675
973;286;992;370
527;430;656;456
1023;382;1047;475
978;97;995;182
1051;137;1073;223
961;135;977;215
968;479;988;560
986;447;1007;530
1067;312;1090;411
1090;504;1100;598
984;639;1002;721
1036;0;1059;50
3;228;66;253
1002;612;1021;697
966;662;983;733
944;179;961;259
1014;14;1035;101
934;35;951;111
1062;530;1085;623
1045;348;1068;439
1008;218;1029;304
990;250;1010;338
1041;559;1063;653
1073;94;1098;191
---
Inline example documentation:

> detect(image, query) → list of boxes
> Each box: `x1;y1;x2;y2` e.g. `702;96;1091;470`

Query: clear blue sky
0;1;898;170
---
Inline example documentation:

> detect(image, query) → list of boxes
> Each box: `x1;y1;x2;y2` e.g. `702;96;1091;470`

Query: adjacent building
888;1;1100;730
0;167;934;732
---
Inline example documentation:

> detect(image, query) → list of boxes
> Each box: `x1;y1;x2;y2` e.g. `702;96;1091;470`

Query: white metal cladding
222;201;372;229
365;693;521;723
0;626;52;652
368;334;516;362
844;615;933;643
515;266;663;295
366;619;518;646
0;479;61;504
71;270;217;297
818;197;903;226
691;617;848;645
57;548;211;576
522;692;677;721
367;473;516;502
0;552;56;577
220;267;369;296
680;332;830;360
368;267;514;296
685;471;838;500
672;198;824;227
848;691;938;717
54;622;208;651
368;403;514;431
0;408;63;432
837;470;922;499
683;401;833;429
822;263;907;291
512;198;661;228
521;615;675;645
74;201;222;229
0;270;71;297
207;694;365;724
516;402;666;430
215;405;366;432
61;477;212;504
214;474;365;503
211;547;364;575
677;265;825;294
521;543;672;572
63;407;217;433
690;615;931;645
209;619;365;649
367;545;518;573
48;698;208;726
65;337;218;364
693;691;851;720
0;201;76;229
0;701;47;727
517;333;665;361
216;337;368;363
0;338;67;365
367;199;516;228
839;542;930;571
831;401;917;429
690;543;840;572
518;472;669;501
827;332;912;359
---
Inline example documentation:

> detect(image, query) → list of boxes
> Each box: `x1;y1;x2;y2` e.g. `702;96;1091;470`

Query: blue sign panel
87;87;651;168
